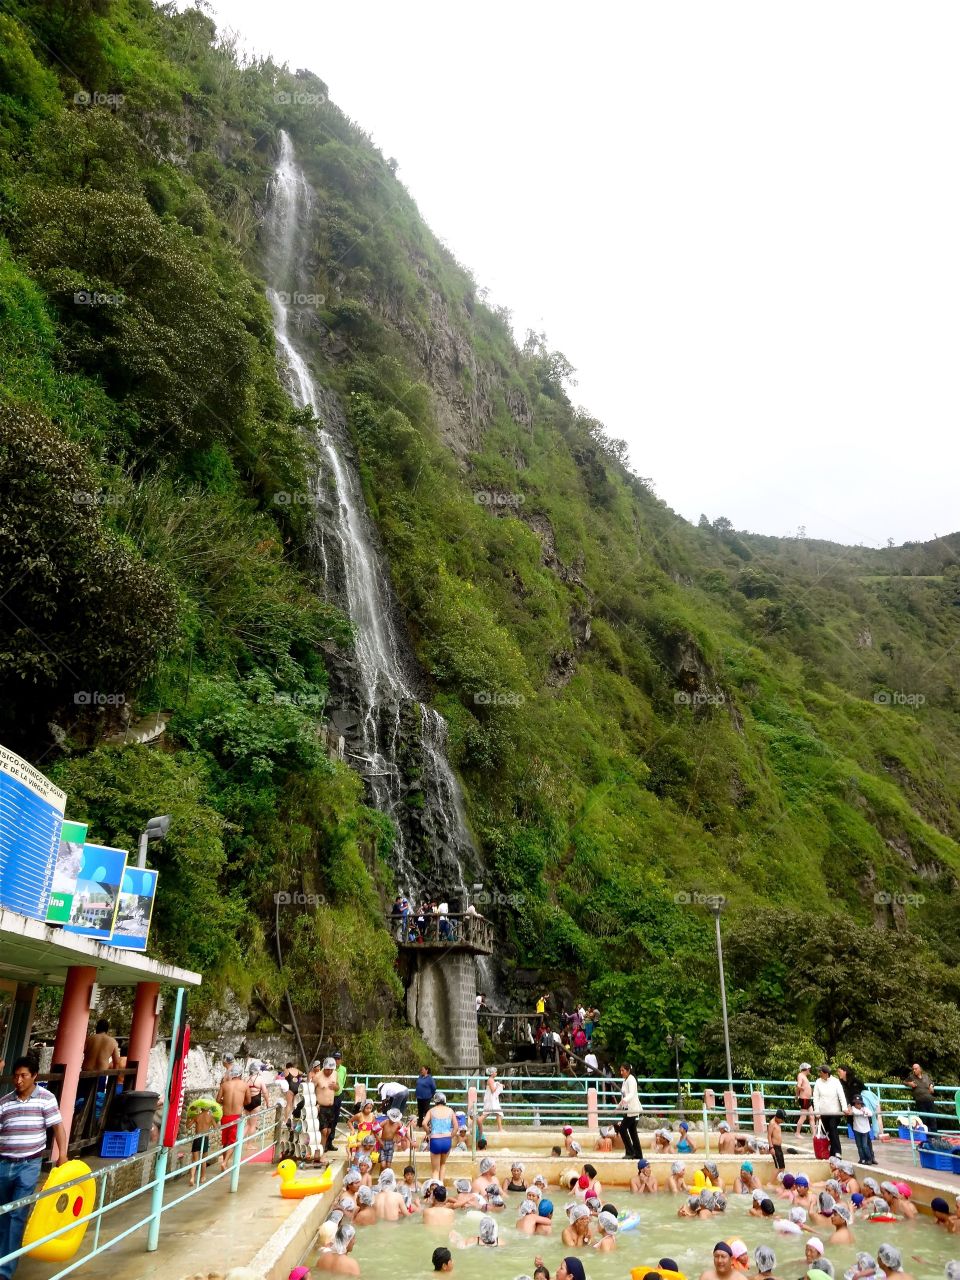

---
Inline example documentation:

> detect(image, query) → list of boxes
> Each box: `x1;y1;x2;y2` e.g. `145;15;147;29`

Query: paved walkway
792;1131;960;1193
19;1164;292;1280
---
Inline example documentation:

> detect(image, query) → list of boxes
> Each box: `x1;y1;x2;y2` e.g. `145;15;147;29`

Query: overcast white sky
209;0;959;546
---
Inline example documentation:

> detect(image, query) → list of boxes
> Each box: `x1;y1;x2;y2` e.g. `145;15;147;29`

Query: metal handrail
347;1073;959;1134
0;1103;279;1279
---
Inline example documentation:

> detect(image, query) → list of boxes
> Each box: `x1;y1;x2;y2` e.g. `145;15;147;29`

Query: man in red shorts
217;1066;251;1169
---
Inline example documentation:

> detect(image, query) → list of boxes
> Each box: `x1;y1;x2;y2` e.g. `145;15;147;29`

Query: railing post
230;1114;246;1192
702;1102;710;1155
146;986;184;1252
724;1088;737;1129
587;1085;599;1131
751;1089;766;1135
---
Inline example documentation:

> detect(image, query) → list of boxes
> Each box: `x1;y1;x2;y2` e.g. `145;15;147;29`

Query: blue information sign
0;744;66;920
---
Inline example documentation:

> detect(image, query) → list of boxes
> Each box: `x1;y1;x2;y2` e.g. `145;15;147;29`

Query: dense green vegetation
2;0;959;1077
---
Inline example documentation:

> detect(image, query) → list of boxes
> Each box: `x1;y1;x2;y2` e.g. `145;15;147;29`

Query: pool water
346;1191;959;1280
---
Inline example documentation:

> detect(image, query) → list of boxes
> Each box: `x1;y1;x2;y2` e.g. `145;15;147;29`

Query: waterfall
264;130;477;904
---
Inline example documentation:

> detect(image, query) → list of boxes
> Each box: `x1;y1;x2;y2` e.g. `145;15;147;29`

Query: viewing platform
385;910;493;955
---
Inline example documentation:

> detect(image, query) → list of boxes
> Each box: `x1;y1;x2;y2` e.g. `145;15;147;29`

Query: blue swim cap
742;1162;754;1173
795;1175;809;1187
539;1198;554;1216
679;1122;689;1130
638;1159;650;1170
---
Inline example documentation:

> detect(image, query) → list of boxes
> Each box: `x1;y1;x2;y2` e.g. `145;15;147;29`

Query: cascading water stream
264;130;474;904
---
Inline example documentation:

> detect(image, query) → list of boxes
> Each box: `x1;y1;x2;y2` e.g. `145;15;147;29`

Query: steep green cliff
2;0;959;1075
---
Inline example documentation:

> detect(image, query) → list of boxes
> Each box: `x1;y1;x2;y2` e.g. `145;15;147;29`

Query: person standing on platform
812;1063;847;1158
906;1063;937;1133
0;1055;67;1280
416;1066;437;1129
615;1062;643;1159
327;1050;346;1151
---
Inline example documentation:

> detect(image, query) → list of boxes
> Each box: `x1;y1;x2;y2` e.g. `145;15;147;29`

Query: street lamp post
711;901;734;1094
138;814;171;868
667;1032;686;1118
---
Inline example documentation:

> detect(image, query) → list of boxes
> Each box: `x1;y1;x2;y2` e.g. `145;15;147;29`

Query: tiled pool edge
247;1161;344;1280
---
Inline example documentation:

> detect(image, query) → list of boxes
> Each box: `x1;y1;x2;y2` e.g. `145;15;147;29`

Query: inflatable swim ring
23;1161;95;1262
618;1210;641;1231
632;1269;687;1280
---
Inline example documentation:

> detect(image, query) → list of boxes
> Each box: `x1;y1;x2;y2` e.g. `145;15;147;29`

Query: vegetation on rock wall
2;0;959;1076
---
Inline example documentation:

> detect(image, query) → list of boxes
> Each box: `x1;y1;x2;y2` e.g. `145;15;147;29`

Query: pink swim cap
289;1269;311;1280
563;1126;573;1135
896;1182;912;1198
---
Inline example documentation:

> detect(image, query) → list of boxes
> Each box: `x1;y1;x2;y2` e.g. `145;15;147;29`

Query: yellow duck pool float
273;1158;334;1198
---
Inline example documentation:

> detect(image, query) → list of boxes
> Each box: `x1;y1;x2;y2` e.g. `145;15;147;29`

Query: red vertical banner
163;1010;190;1147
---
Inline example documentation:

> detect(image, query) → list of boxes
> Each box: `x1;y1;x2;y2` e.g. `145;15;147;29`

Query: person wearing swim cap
755;1245;777;1279
668;1161;686;1194
473;1156;497;1194
700;1241;735;1280
535;1199;554;1236
804;1238;825;1266
880;1182;917;1220
632;1158;658;1194
422;1183;455;1227
562;1203;593;1247
517;1197;553;1236
734;1161;760;1194
830;1204;854;1246
557;1259;587;1280
876;1249;914;1280
314;1219;359;1276
423;1091;456;1181
375;1168;406;1220
594;1210;619;1251
845;1253;878;1280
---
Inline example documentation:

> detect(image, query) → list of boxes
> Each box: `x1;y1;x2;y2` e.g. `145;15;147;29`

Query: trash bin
105;1089;159;1153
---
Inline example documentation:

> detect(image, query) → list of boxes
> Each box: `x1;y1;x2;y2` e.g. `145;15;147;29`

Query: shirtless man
353;1185;377;1226
450;1177;485;1209
315;1222;360;1276
422;1184;455;1227
517;1199;553;1236
700;1242;736;1280
83;1019;121;1071
876;1243;915;1280
314;1057;339;1152
667;1162;686;1194
595;1126;614;1153
795;1062;814;1136
830;1204;855;1245
375;1169;406;1220
881;1182;917;1219
562;1203;593;1247
717;1122;736;1155
216;1066;251;1170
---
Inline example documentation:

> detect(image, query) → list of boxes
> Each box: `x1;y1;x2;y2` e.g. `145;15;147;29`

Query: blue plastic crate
918;1146;957;1172
100;1129;139;1158
899;1122;928;1141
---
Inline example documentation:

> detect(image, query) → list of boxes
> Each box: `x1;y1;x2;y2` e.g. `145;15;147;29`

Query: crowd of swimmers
296;1091;960;1280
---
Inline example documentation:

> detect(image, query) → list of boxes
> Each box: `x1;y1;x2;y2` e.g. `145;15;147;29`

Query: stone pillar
724;1088;738;1129
751;1089;766;1136
587;1086;599;1131
406;952;479;1067
127;981;160;1090
51;965;96;1145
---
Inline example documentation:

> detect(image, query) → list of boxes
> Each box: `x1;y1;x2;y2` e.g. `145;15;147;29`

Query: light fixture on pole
666;1031;686;1117
710;900;734;1093
138;814;171;869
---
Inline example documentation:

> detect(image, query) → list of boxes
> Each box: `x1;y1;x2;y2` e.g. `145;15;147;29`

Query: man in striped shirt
0;1055;67;1279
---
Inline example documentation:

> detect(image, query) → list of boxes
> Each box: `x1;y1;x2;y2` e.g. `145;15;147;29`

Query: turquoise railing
350;1073;958;1137
0;1102;278;1279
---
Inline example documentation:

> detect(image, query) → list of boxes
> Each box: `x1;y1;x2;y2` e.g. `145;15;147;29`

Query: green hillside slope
2;0;959;1076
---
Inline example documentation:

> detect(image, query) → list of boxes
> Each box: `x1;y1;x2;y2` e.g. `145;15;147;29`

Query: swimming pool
345;1191;959;1280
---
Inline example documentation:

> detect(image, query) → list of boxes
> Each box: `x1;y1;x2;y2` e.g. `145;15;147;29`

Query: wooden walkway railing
386;910;493;955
